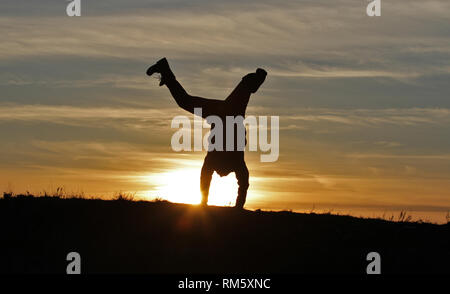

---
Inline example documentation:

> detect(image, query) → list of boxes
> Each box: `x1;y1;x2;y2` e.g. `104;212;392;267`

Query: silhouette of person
147;58;267;209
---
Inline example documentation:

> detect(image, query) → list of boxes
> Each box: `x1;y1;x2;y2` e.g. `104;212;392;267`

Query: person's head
242;68;267;93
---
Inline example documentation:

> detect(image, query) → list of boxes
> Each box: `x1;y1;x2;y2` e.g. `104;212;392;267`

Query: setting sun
144;168;239;206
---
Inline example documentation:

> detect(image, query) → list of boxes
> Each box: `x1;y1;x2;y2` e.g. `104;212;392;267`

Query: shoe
242;68;267;93
146;57;175;86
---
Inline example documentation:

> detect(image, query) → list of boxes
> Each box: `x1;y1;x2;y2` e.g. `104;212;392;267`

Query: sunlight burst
146;168;239;206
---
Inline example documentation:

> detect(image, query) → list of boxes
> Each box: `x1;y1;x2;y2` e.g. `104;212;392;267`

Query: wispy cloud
1;104;449;130
285;108;450;127
1;0;449;81
347;153;450;160
0;73;155;90
0;104;178;130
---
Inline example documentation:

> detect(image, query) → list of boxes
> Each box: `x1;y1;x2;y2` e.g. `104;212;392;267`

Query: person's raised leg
225;68;267;115
200;156;214;206
146;58;222;117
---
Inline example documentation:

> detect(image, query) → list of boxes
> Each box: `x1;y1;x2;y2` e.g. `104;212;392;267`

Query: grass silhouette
0;191;449;274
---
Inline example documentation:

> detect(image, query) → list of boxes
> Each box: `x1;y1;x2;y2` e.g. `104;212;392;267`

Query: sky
1;0;449;223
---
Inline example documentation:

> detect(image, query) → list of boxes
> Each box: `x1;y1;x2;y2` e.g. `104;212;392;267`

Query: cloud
285;108;450;127
374;141;403;148
2;104;449;132
346;153;450;160
1;0;449;82
17;139;205;173
0;73;155;90
0;104;179;131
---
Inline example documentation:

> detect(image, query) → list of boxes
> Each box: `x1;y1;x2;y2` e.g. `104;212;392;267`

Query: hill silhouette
0;194;448;274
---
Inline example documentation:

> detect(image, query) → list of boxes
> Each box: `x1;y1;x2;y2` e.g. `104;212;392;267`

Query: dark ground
0;196;449;274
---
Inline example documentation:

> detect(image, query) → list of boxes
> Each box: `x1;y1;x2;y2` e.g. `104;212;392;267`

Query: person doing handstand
147;58;267;209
